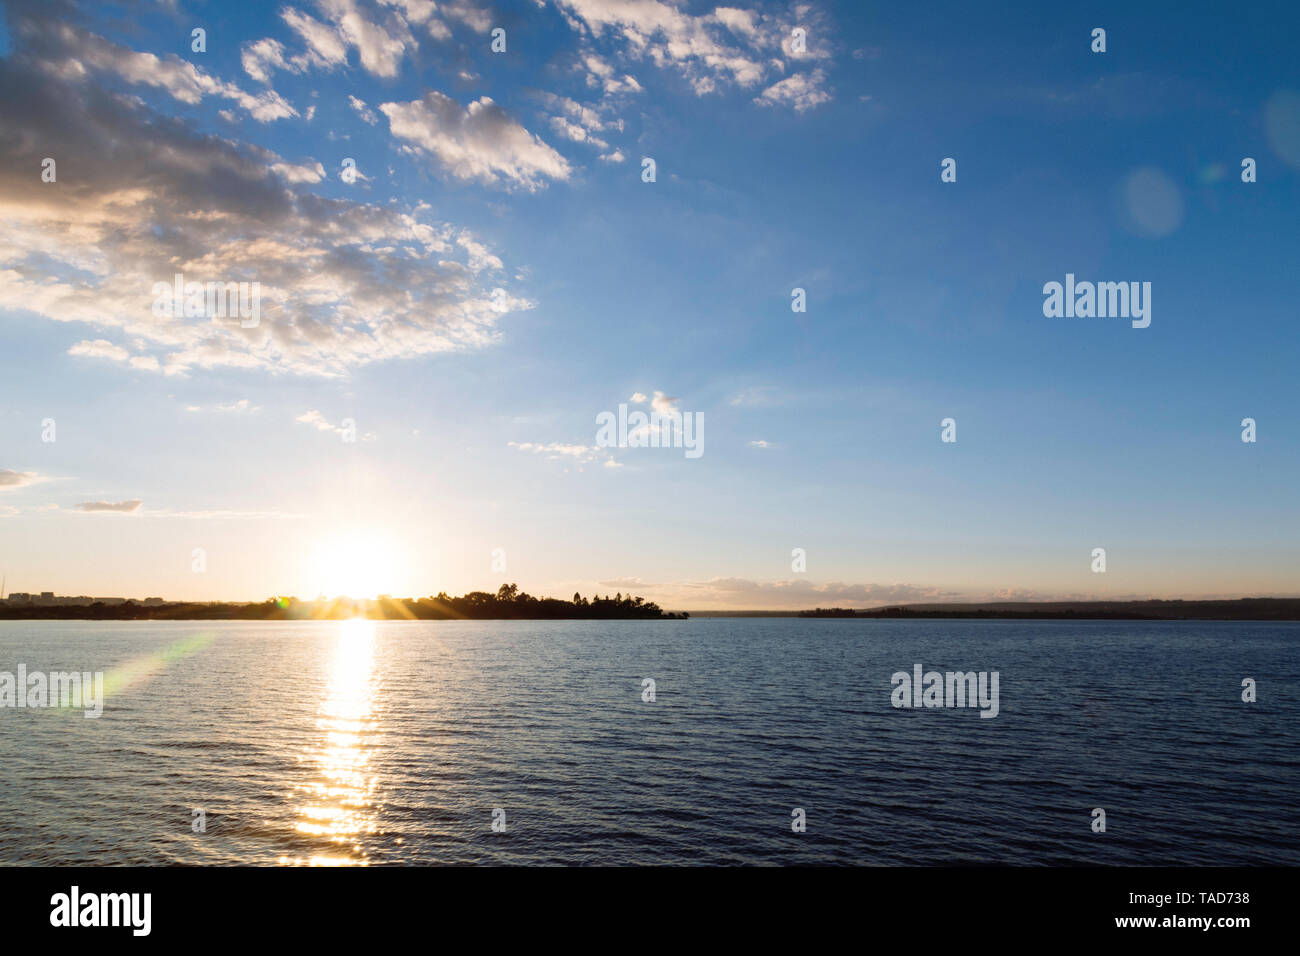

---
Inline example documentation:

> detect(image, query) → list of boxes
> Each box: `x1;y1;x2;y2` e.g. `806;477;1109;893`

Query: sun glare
307;530;398;600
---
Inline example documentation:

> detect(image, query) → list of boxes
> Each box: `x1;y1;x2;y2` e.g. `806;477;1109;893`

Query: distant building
3;593;136;605
2;592;155;606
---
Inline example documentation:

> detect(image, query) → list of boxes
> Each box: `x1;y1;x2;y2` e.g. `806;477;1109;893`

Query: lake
0;618;1296;865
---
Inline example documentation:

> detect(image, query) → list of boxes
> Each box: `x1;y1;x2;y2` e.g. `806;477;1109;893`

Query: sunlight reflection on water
284;618;379;866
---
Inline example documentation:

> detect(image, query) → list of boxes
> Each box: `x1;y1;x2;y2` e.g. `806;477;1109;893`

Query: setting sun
306;530;400;600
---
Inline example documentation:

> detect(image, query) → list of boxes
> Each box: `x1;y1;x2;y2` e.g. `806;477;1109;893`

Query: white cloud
621;389;683;444
286;0;415;77
580;52;642;95
75;499;143;513
627;389;679;414
754;68;831;112
218;399;260;413
242;0;496;84
325;0;414;76
508;440;623;469
536;90;627;157
650;390;679;415
381;92;572;190
508;440;602;461
294;410;375;440
241;37;292;83
538;92;610;135
436;0;495;33
349;94;380;125
188;399;262;414
39;21;297;121
677;577;963;609
270;159;326;183
549;115;609;149
713;7;760;40
68;340;174;374
68;339;129;363
567;576;974;611
555;0;830;106
296;409;339;431
0;14;534;378
457;232;503;272
282;7;351;69
0;470;39;491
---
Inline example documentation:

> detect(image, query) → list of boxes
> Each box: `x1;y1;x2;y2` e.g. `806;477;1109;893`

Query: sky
0;0;1297;609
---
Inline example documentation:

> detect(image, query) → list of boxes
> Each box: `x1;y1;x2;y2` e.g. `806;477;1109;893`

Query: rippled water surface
1;618;1296;865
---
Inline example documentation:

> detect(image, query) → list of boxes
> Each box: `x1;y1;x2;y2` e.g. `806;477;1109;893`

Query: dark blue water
0;618;1295;865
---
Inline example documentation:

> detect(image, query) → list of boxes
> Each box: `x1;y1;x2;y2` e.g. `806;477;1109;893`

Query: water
0;618;1296;866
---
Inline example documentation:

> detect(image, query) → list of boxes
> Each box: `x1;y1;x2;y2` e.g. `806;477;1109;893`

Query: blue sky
0;0;1297;608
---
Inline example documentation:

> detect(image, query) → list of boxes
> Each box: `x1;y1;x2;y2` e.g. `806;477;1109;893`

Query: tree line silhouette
406;583;686;619
0;584;687;620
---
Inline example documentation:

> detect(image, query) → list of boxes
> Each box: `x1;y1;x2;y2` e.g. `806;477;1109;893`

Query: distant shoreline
699;599;1300;621
0;598;1296;622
